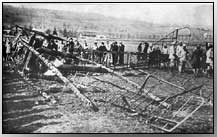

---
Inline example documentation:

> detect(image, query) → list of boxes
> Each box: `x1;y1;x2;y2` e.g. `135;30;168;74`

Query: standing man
176;41;182;55
92;42;98;61
53;27;58;36
161;44;169;69
82;40;88;59
176;42;183;72
137;42;142;62
143;42;149;60
74;40;82;56
178;44;187;73
68;38;75;54
191;45;203;77
104;41;112;66
98;42;107;63
176;41;183;69
168;41;176;72
147;43;154;67
119;42;125;65
111;41;119;65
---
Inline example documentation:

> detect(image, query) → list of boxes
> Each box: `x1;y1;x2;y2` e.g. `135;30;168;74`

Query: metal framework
98;71;205;132
152;27;191;46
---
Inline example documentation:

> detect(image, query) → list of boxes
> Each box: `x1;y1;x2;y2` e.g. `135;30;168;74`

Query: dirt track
2;65;213;133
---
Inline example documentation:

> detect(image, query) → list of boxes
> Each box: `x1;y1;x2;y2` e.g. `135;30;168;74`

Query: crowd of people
137;41;213;77
3;30;126;70
80;40;125;66
3;28;213;77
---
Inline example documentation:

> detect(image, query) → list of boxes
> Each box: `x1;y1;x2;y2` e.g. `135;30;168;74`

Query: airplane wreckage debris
5;27;211;132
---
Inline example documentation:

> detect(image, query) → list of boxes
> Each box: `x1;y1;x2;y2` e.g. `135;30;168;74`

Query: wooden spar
137;69;185;90
77;57;170;107
16;25;67;41
58;64;109;73
92;77;134;93
78;57;140;88
36;48;79;59
19;38;99;112
166;85;203;100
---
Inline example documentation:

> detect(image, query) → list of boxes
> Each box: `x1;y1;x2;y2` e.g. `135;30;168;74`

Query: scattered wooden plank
58;64;109;73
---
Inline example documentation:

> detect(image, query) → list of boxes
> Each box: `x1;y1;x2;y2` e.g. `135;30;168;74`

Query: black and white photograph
2;2;214;133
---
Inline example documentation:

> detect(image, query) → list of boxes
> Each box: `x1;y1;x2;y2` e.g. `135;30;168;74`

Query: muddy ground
2;64;213;133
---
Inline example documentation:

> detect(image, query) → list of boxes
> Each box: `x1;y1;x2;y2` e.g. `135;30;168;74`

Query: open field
3;63;213;133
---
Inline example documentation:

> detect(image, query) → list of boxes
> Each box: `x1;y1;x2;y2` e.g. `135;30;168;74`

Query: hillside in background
3;5;213;42
2;5;181;33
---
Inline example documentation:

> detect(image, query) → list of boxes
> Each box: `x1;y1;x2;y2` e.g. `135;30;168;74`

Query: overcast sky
5;3;213;27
